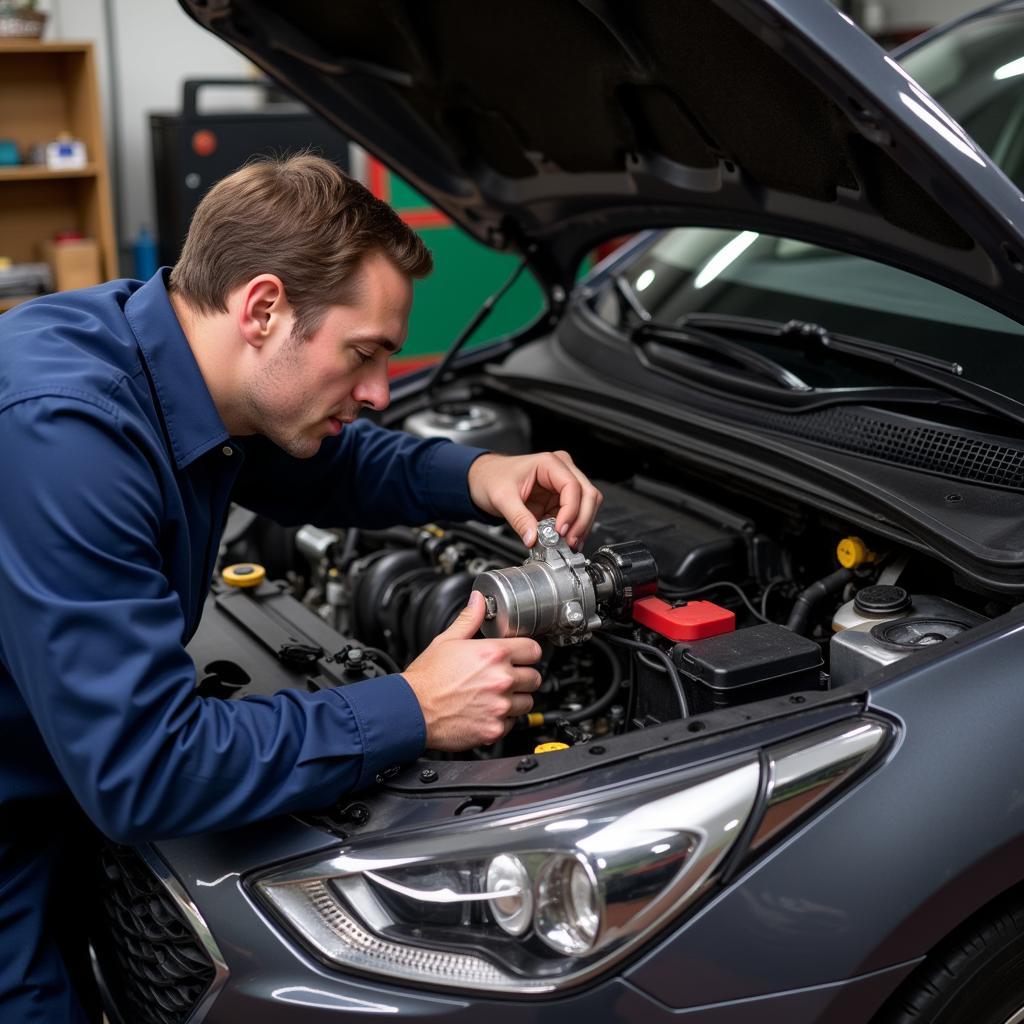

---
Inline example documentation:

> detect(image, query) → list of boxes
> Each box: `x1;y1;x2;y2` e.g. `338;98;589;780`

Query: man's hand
403;592;543;751
468;450;603;549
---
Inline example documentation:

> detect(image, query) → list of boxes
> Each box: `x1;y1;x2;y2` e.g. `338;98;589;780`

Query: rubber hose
542;636;623;724
602;632;689;718
785;568;853;635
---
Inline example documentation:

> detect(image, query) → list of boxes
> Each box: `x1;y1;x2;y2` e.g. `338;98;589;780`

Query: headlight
486;854;532;936
254;718;889;994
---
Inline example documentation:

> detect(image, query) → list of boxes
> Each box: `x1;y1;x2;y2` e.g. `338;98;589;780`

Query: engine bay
187;396;1012;766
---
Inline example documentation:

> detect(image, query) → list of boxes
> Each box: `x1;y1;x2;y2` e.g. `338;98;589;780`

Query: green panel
405;225;546;359
385;170;600;361
389;173;432;211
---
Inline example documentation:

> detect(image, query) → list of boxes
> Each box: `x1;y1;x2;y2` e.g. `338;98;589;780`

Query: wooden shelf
0;42;117;280
0;294;37;312
0;41;90;54
0;164;99;182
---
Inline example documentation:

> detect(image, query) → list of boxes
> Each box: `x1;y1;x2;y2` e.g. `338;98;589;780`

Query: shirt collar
124;269;230;469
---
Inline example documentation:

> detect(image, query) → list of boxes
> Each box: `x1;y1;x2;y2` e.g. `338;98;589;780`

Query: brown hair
168;153;432;338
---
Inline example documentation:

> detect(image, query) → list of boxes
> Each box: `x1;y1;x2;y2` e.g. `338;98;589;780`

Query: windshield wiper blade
682;312;965;376
779;318;964;377
670;311;1024;429
614;271;652;323
632;321;813;391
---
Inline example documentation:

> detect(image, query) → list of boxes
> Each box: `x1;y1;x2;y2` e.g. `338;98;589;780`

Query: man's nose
353;367;390;411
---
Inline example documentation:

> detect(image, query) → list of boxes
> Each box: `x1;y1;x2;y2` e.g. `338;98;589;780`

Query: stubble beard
241;336;321;459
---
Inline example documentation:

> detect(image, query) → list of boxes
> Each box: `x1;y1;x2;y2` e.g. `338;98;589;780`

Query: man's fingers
508;692;535;717
547;450;603;550
442;591;486;641
538;455;583;537
569;483;604;550
500;637;544;664
505;497;539;548
512;666;543;692
472;450;600;551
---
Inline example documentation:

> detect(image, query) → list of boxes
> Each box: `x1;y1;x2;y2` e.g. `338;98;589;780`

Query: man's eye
355;349;374;365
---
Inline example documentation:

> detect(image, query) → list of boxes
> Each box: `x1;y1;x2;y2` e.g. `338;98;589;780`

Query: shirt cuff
332;673;427;788
423;441;491;521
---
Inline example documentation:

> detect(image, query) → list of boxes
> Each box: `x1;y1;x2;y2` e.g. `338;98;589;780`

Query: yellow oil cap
534;741;570;754
222;563;266;588
836;536;878;570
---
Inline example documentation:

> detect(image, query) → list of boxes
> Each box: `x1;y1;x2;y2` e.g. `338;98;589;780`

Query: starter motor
473;518;658;645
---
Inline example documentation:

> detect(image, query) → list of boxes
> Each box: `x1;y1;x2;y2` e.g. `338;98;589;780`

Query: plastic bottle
133;225;158;280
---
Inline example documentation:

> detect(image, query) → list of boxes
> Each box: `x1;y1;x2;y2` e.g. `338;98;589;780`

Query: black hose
785;568;853;635
760;576;793;621
363;645;401;675
441;523;525;561
658;579;769;624
335;527;361;570
541;636;623;724
602;632;689;718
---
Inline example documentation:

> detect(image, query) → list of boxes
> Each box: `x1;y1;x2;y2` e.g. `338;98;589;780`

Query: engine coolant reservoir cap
853;584;911;616
222;563;266;588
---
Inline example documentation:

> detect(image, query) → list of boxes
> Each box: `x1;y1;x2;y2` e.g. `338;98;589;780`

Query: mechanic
0;154;602;1023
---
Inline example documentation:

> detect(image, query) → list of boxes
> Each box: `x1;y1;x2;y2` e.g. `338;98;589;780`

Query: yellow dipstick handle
534;742;570;754
222;563;266;588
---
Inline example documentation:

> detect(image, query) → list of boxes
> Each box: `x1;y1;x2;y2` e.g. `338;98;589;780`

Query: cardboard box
41;238;101;292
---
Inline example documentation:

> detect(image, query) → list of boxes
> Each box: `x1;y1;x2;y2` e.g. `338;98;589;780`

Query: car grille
754;405;1024;489
93;843;216;1024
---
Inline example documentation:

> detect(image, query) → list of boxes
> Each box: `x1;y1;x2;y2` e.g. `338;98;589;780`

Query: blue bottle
133;225;159;280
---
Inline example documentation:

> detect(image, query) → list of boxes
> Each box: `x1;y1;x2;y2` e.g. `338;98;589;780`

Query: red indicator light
192;129;218;157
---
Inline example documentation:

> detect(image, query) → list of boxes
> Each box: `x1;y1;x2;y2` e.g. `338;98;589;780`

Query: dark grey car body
95;2;1024;1022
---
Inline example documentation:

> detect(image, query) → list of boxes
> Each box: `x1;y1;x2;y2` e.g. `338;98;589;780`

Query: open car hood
181;0;1024;323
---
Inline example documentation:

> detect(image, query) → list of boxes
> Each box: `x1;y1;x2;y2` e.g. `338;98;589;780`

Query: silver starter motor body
472;518;657;645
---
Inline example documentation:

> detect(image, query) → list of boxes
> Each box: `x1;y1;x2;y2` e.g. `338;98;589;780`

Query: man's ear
237;274;290;349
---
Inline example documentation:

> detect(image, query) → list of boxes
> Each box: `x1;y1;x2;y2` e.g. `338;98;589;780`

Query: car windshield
593;7;1024;405
901;7;1024;188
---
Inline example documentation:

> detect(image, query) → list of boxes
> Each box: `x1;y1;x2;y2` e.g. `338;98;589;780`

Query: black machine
150;78;351;266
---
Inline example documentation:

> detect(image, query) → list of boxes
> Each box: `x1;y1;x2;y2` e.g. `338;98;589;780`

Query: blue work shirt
0;271;486;1022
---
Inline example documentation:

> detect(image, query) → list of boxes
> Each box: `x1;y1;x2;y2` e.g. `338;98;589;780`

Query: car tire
877;890;1024;1024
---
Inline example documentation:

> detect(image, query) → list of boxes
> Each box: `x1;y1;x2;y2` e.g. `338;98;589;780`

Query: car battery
672;623;823;712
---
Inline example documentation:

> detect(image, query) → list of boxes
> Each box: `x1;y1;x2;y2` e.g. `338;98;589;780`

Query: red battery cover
631;596;736;641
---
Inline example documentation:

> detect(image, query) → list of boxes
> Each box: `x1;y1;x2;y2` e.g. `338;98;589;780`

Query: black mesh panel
755;406;1024;488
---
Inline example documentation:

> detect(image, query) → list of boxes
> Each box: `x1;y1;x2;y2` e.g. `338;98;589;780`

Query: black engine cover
583;480;747;591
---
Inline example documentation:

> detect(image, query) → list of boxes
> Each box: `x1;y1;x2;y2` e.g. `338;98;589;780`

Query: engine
192;455;997;761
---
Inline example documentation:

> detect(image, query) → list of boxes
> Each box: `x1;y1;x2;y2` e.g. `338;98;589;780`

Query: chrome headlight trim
257;757;760;994
751;719;891;852
255;716;892;996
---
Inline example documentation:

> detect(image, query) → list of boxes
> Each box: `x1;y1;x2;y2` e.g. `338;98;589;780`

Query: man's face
243;252;413;457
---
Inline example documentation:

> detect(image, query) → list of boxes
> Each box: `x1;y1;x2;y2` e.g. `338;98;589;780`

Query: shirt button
222;445;234;457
